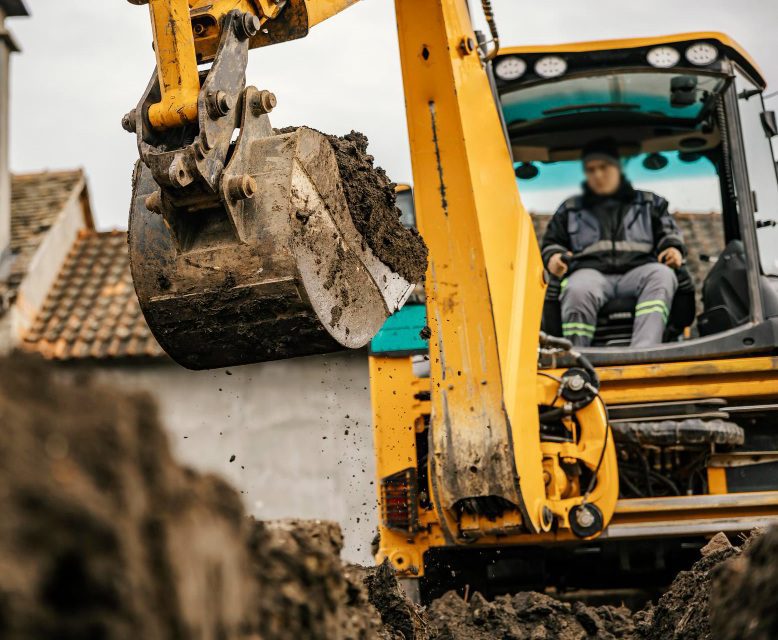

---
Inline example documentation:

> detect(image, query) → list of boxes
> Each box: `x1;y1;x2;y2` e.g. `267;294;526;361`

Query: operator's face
584;159;622;196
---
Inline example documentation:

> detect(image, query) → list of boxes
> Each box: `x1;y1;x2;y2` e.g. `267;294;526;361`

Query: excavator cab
494;33;778;360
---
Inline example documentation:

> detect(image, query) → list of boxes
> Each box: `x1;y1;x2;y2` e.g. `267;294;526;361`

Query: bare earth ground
0;354;775;639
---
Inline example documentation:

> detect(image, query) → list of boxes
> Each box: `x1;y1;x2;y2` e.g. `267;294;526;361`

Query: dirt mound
249;519;389;639
277;127;428;283
427;590;634;640
0;354;389;639
0;354;258;639
633;547;736;640
710;528;778;640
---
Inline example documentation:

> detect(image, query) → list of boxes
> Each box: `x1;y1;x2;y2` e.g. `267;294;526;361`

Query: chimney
0;0;28;271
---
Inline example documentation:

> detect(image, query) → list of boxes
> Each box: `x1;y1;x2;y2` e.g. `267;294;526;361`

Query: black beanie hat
582;138;621;167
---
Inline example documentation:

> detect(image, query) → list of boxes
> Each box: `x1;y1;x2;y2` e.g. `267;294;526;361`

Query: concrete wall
80;350;378;564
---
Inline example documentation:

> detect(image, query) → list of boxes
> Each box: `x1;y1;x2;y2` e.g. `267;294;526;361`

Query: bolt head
238;13;261;39
567;374;585;392
121;110;137;133
168;158;193;188
144;190;163;214
227;174;257;201
207;91;234;119
459;37;476;55
575;506;596;529
217;91;234;114
250;90;277;116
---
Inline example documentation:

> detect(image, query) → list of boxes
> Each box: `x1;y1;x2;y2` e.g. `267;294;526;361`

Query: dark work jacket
541;180;686;276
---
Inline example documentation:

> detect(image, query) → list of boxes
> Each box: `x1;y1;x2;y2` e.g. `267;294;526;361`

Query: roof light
534;55;567;79
494;56;527;81
685;42;718;66
647;46;680;69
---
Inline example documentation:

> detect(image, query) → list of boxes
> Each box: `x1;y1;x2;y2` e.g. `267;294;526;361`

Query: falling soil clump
364;560;430;639
278;127;428;283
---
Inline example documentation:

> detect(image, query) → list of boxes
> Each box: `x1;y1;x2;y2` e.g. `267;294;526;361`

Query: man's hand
548;252;571;278
658;247;683;269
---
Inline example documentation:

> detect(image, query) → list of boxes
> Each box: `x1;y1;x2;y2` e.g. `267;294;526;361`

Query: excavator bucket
128;124;415;370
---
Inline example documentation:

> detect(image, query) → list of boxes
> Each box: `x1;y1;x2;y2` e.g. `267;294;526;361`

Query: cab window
735;70;778;276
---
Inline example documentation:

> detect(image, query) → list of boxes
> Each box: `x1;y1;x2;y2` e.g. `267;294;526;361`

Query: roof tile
1;170;86;304
24;230;166;361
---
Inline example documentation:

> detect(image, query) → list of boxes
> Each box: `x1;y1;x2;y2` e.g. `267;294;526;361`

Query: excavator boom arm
131;0;360;129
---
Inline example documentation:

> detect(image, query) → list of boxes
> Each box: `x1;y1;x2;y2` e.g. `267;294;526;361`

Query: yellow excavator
124;1;778;602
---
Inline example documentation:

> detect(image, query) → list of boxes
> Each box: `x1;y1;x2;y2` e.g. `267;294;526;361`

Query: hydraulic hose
480;0;500;60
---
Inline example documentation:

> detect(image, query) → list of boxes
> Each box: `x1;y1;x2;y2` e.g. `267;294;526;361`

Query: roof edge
0;28;20;53
0;0;30;17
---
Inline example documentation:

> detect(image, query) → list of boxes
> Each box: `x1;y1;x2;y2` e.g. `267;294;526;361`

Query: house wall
78;350;378;564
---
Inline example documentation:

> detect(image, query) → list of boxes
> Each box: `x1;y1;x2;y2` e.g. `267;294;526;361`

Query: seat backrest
699;240;749;336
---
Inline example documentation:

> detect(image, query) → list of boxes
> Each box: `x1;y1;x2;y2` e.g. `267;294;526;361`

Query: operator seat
542;266;696;346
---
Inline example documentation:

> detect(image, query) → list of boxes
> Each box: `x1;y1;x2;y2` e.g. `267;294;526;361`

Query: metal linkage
123;10;274;219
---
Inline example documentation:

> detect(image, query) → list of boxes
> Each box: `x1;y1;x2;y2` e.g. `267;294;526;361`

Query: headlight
534;55;567;79
494;56;527;81
685;42;718;66
647;46;680;69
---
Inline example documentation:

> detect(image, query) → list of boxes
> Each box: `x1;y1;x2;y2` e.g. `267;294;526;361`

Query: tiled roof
2;170;89;304
530;211;724;301
24;230;164;361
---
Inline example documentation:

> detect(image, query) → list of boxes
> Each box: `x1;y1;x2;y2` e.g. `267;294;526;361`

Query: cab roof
499;32;765;90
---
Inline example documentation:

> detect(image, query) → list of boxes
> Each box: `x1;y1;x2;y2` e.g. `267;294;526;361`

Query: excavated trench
0;114;771;636
2;353;776;639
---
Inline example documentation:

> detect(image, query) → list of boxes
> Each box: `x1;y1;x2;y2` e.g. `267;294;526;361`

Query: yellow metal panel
369;355;438;576
706;468;728;495
394;0;547;532
596;356;778;381
148;0;201;129
369;356;426;478
305;0;360;27
613;491;778;517
545;357;778;405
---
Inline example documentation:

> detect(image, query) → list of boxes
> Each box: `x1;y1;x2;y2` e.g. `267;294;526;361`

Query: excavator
123;0;778;602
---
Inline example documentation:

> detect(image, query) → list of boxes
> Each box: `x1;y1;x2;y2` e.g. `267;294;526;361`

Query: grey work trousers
559;262;678;348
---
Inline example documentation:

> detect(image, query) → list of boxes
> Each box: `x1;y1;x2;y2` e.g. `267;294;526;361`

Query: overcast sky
7;0;778;228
